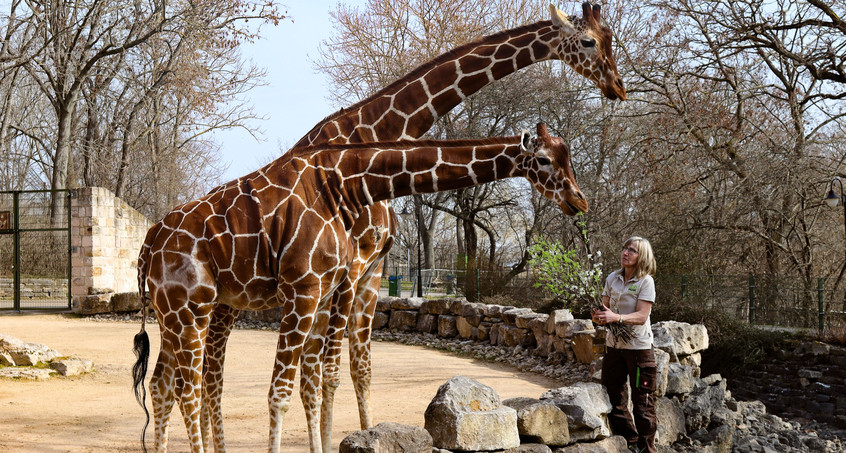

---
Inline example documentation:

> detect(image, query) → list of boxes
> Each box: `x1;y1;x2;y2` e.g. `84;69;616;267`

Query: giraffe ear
549;4;576;33
520;130;532;151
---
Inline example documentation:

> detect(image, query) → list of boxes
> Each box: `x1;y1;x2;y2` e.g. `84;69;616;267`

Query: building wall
70;187;152;304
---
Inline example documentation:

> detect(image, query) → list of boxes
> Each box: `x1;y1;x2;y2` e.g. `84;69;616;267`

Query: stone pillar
70;187;152;310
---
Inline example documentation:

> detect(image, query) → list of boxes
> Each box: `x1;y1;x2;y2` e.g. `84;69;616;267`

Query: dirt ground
0;313;563;452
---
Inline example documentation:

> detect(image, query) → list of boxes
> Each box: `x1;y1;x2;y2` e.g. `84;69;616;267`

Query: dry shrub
653;295;789;378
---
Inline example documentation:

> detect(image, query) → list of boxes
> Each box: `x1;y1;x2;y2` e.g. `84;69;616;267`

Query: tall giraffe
192;3;627;452
132;123;588;453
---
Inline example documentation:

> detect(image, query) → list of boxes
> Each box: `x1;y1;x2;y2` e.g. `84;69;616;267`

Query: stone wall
349;297;843;452
70;187;151;311
0;277;67;300
730;340;846;428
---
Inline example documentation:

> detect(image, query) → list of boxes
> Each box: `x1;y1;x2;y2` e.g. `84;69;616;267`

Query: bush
527;235;603;314
652;295;790;378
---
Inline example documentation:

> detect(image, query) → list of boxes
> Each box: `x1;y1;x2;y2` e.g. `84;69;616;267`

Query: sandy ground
0;313;563;452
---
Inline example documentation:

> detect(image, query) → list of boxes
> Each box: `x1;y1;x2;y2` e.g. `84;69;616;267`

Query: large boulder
655;397;685;445
499;325;534;348
74;293;112;315
502;307;535;325
49;358;95;376
652;321;709;357
4;341;60;366
456;316;475;338
437;315;459;338
515;312;547;329
391;297;424;311
421;299;452;315
111;292;142;312
571;330;597;364
388;310;418;331
666;363;696;396
339;422;432;453
424;376;520;451
503;397;570;446
546;309;575;334
540;382;612;442
683;375;730;433
372;311;389;330
416;313;438;334
555;319;594;338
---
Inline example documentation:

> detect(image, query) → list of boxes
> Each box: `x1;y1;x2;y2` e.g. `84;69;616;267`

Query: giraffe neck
296;20;582;147
284;137;524;220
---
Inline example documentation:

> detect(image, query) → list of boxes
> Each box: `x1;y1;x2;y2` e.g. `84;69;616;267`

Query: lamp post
400;204;423;298
824;177;846;238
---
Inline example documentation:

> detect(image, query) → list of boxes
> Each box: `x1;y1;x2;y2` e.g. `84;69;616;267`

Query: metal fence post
66;190;73;309
681;274;687;300
748;275;755;325
476;268;481;302
818;277;825;332
12;191;19;311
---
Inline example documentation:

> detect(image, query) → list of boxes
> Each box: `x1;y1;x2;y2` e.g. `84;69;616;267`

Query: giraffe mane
301;20;556;138
290;136;523;157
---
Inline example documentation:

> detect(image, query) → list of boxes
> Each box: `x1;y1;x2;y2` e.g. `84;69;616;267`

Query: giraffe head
520;122;589;216
549;3;626;101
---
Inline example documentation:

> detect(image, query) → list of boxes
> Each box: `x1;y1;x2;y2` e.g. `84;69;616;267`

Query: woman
592;236;657;453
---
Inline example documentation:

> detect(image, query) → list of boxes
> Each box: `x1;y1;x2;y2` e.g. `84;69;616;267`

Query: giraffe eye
537;157;551;166
581;38;596;48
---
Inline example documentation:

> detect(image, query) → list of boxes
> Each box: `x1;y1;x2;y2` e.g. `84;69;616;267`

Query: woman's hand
591;305;617;325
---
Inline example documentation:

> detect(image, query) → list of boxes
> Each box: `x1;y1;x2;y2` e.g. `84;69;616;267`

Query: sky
212;1;367;182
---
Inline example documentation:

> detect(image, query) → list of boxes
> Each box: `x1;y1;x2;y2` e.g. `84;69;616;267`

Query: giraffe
132;122;588;453
189;3;627;452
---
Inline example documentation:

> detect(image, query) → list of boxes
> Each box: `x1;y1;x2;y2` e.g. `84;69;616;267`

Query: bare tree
0;0;285;221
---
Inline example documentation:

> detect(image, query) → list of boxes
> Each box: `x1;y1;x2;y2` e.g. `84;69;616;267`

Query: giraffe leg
319;284;355;453
150;336;177;453
300;302;331;453
348;269;383;430
267;293;322;453
202;304;240;453
148;250;216;453
169;324;210;453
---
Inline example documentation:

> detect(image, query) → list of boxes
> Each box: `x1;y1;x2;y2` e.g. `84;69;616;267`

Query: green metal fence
656;274;846;331
384;268;846;331
0;190;72;310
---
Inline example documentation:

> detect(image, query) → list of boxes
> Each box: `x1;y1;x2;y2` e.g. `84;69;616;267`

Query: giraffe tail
132;222;160;453
132;327;150;452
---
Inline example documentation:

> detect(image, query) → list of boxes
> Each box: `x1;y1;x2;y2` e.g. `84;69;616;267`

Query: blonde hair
624;236;656;278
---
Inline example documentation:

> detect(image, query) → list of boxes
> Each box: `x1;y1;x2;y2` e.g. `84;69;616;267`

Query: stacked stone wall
0;277;67;300
730;340;846;428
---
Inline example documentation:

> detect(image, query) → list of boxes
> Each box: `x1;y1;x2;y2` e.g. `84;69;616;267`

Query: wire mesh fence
0;190;71;310
384;268;846;331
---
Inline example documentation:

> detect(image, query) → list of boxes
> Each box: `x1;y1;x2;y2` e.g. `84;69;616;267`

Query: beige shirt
601;269;655;350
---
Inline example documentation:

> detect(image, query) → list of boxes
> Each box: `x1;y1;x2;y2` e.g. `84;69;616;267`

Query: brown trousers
601;347;658;453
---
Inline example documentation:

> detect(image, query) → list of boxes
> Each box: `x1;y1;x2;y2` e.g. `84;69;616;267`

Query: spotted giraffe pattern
133;124;588;453
137;3;624;453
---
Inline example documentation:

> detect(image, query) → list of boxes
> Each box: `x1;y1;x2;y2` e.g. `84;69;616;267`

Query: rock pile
342;306;843;453
0;333;94;380
342;372;842;453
